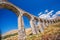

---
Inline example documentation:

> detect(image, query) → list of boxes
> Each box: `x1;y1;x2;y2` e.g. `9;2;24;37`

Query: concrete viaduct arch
0;1;41;40
0;0;60;40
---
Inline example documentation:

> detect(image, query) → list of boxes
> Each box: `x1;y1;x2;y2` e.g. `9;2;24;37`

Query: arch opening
22;13;31;20
0;8;18;35
22;13;32;35
0;2;20;16
0;2;19;39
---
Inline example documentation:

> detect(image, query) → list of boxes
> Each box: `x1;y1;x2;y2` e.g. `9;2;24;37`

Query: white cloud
38;10;54;20
51;11;60;19
45;9;48;13
38;10;60;20
38;12;42;16
55;11;60;15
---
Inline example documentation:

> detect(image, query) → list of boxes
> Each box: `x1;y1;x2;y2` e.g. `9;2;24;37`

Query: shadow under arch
22;13;31;20
22;13;32;35
0;2;20;16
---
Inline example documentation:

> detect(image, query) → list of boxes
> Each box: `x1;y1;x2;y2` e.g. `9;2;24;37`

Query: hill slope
26;22;60;40
2;22;60;40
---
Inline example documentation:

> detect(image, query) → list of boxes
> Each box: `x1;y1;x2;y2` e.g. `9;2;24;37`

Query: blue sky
0;0;60;34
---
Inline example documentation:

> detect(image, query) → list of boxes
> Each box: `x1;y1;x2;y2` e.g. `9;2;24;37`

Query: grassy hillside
2;28;32;40
26;22;60;40
2;22;60;40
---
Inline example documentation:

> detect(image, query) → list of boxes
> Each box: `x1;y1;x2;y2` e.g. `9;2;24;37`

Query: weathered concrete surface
30;17;39;34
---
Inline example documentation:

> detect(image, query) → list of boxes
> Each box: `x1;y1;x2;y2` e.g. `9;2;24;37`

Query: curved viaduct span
0;0;60;40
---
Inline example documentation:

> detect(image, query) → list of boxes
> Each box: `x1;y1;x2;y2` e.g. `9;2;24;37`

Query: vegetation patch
2;22;60;40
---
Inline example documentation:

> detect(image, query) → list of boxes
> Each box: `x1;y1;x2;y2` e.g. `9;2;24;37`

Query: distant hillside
2;22;60;40
2;28;32;39
2;28;32;36
2;29;18;37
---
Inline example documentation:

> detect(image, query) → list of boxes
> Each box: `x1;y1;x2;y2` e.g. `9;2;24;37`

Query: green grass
2;33;18;39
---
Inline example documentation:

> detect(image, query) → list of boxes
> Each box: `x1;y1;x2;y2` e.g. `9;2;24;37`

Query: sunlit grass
2;22;60;40
26;22;60;40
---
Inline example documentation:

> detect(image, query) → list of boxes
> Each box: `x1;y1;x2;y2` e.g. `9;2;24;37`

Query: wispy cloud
45;9;48;13
38;12;42;16
51;11;60;19
55;11;60;15
38;10;60;20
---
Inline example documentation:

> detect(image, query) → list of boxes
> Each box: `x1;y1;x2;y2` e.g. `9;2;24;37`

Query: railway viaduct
0;0;60;40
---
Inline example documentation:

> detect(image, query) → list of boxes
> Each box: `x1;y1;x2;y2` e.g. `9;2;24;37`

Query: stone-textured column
54;20;56;23
45;20;49;27
47;20;49;25
52;20;54;24
34;20;39;34
18;14;26;40
55;19;57;23
53;20;55;23
42;19;46;28
51;20;54;24
49;20;51;24
30;17;38;34
38;19;44;33
44;20;48;27
51;20;53;24
50;20;52;24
